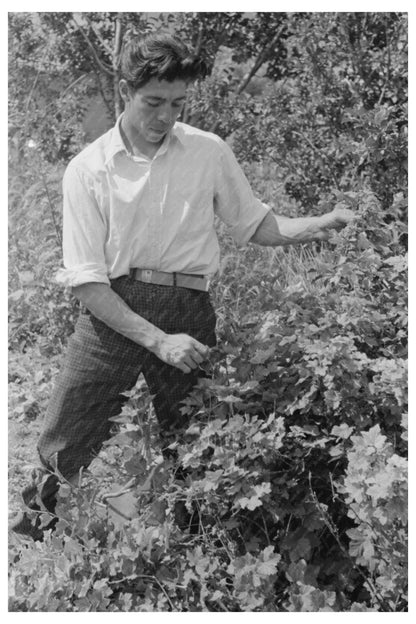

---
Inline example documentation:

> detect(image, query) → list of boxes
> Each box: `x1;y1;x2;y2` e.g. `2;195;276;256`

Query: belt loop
129;268;137;282
173;272;177;288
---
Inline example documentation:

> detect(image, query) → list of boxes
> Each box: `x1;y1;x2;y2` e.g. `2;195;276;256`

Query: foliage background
8;11;408;612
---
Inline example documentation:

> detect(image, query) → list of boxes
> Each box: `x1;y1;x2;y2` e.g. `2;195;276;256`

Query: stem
22;47;49;151
260;509;272;545
142;575;175;610
377;16;391;107
105;501;134;521
40;171;62;247
102;477;136;502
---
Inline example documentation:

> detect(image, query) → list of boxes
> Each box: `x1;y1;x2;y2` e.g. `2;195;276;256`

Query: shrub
8;158;79;352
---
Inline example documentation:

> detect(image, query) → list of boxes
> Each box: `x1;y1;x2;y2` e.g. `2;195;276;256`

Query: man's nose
157;105;173;123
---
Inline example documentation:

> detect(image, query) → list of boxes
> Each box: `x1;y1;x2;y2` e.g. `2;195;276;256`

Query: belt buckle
142;269;153;283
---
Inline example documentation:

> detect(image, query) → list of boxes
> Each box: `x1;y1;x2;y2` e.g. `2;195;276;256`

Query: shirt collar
104;115;184;166
103;115;127;165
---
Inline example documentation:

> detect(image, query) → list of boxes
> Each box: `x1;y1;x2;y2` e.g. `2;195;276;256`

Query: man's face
121;77;188;146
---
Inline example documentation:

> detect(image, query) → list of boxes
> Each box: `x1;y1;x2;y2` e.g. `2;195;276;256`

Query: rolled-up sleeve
55;164;110;288
213;139;271;247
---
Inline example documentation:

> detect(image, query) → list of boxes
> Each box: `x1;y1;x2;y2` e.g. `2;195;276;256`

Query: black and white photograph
7;6;408;613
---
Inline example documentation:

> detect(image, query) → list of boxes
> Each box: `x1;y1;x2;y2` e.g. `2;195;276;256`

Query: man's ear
119;79;131;104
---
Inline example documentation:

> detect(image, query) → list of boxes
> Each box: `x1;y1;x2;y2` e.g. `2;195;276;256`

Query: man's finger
186;354;200;369
192;340;210;357
316;230;330;240
190;350;204;365
177;361;192;374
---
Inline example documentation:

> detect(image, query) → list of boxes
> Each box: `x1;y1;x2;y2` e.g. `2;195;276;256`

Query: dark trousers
28;277;217;511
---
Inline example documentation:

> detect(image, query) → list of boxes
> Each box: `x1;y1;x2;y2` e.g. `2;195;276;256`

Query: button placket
147;160;163;270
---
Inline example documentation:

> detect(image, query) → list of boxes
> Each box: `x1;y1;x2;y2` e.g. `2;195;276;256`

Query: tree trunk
113;15;124;120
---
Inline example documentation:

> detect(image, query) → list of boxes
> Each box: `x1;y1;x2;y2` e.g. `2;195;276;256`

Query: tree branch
84;14;114;57
377;16;392;107
113;14;124;119
71;14;114;78
237;26;284;95
60;73;89;99
194;22;204;57
92;67;114;118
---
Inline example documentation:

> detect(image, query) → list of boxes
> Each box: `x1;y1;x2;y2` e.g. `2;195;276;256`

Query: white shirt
56;117;271;287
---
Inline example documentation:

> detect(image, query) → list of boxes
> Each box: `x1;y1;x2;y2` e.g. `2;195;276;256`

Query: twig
105;501;134;521
142;574;175;610
292;130;341;190
23;47;48;144
60;74;89;100
260;509;272;545
102;477;137;502
40;171;62;247
285;513;293;536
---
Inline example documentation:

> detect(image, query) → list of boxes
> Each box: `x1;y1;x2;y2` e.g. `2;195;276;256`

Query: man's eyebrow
145;95;187;102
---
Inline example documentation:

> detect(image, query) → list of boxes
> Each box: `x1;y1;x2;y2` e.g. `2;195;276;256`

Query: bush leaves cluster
9;187;407;611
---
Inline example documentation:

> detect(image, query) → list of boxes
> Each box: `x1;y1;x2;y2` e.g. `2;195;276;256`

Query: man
12;32;354;539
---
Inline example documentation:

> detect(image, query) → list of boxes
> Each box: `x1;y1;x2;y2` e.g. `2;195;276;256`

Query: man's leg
11;308;146;538
143;353;204;437
141;289;216;531
142;286;217;437
11;280;217;538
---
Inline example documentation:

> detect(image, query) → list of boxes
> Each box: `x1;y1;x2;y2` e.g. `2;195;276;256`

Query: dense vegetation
8;12;408;612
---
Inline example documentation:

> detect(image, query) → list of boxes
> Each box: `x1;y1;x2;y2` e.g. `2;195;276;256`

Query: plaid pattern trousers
29;276;217;510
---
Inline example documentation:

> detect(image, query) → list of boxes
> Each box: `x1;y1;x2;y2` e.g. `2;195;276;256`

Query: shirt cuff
55;265;111;288
231;201;272;248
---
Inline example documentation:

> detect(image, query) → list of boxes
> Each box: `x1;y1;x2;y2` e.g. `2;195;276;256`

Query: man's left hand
323;207;356;229
315;207;357;240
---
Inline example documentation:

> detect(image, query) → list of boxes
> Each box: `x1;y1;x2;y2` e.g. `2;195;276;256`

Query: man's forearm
72;282;165;352
250;211;332;247
72;282;211;374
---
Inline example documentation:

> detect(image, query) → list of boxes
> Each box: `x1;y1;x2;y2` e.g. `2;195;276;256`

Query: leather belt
130;268;210;292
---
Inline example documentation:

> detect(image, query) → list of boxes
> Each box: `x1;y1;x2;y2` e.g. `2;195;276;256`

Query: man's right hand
72;283;210;372
153;333;210;373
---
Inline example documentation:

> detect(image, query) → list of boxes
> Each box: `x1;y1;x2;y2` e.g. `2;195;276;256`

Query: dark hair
120;32;207;90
